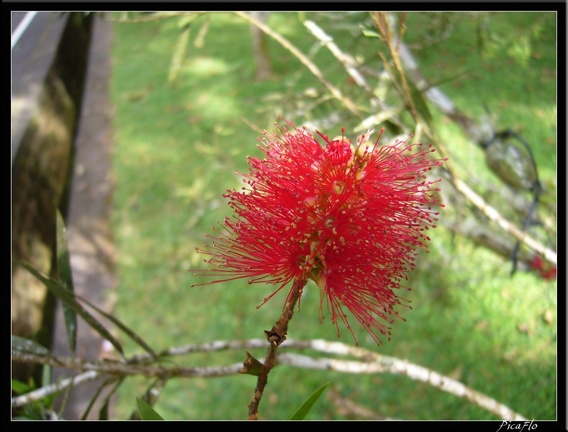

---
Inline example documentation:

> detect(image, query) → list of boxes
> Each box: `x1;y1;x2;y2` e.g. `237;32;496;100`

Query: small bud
239;351;265;376
264;325;286;347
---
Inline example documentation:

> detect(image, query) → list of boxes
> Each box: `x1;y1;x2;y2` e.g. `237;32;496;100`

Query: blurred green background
107;12;556;420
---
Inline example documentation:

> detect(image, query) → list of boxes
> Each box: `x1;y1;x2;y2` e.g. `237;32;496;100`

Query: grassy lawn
107;12;556;420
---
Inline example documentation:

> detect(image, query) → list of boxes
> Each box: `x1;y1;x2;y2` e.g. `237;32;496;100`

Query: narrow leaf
360;25;381;38
130;378;167;420
289;381;330;420
20;258;156;361
94;377;125;420
98;398;109;420
168;24;191;84
404;72;434;129
41;364;51;388
12;379;33;395
20;262;125;359
11;335;50;357
78;296;158;361
55;367;72;418
136;397;164;420
79;376;119;420
55;210;77;353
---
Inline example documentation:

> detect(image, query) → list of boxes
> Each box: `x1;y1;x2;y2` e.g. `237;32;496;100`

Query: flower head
529;254;557;280
195;119;445;344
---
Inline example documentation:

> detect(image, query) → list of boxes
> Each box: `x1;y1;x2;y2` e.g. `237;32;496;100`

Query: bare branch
11;351;243;379
12;371;100;408
106;12;201;24
451;176;556;265
372;12;422;129
14;338;529;420
377;12;556;266
282;339;528;421
302;19;406;133
385;12;483;142
303;20;371;92
234;11;362;118
276;352;526;421
129;338;269;363
246;280;304;420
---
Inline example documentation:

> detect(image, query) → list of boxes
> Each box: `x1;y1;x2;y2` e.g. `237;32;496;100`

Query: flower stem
247;279;305;420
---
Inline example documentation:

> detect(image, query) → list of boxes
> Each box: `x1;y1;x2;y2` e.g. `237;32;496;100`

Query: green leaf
130;379;166;420
41;364;51;388
98;396;110;420
360;25;381;38
168;24;191;84
99;378;125;419
79;376;119;420
289;381;330;420
12;379;33;395
20;262;126;360
19;259;157;361
404;73;434;129
11;335;50;357
136;397;164;420
77;296;158;361
55;209;77;353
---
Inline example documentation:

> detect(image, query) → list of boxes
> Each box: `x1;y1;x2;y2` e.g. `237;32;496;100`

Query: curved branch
303;20;372;92
234;11;362;119
276;352;526;421
13;338;527;420
451;176;556;265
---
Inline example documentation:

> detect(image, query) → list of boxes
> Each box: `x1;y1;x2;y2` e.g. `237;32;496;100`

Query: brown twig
246;279;305;420
372;12;421;127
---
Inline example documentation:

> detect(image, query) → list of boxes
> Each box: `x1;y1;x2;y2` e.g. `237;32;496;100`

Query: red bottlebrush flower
195;119;445;345
529;255;557;280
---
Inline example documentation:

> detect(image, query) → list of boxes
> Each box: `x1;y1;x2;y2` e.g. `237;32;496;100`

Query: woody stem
247;279;306;420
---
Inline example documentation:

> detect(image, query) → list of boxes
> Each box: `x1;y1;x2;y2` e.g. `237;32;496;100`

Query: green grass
107;12;556;420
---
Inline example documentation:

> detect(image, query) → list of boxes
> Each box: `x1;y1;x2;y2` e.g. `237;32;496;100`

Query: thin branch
302;19;406;132
383;12;479;140
285;339;529;420
247;279;304;420
106;12;199;24
374;11;556;267
303;20;371;92
234;11;363;119
14;338;528;420
277;353;526;420
12;371;100;408
450;176;557;265
129;338;269;363
372;12;421;127
11;351;243;379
